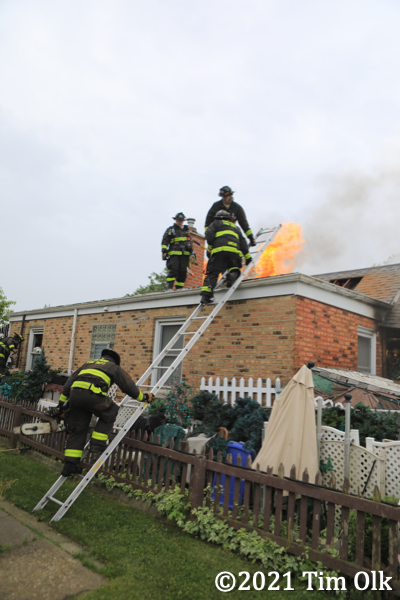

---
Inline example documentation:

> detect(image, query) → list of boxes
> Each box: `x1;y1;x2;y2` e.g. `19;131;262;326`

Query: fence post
190;455;207;518
11;405;22;448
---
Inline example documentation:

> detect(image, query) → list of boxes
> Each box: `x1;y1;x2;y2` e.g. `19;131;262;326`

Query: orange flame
254;222;304;278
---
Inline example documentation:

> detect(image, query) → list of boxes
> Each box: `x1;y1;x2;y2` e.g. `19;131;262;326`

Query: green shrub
321;402;399;446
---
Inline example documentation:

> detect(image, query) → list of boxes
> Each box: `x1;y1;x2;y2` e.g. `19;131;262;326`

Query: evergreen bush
21;348;60;404
321;402;399;446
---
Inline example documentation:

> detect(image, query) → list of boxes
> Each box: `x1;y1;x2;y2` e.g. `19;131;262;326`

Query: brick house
9;257;400;394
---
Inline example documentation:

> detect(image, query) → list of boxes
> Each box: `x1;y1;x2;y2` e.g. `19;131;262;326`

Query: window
152;319;185;386
93;342;110;359
330;277;363;290
357;326;376;375
26;327;44;370
90;324;116;358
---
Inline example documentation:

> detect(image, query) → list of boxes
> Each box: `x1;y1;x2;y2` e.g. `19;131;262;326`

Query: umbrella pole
344;393;352;479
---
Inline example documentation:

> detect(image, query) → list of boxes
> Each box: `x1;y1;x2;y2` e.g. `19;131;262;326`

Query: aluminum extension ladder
33;224;281;522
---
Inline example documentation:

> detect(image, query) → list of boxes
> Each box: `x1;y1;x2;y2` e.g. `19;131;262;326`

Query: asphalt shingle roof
314;263;400;304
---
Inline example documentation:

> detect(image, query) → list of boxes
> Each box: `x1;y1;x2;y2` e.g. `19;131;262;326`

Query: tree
126;268;169;296
0;287;16;328
22;348;54;403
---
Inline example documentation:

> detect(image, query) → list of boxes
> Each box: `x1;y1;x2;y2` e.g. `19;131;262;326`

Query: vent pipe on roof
68;309;78;375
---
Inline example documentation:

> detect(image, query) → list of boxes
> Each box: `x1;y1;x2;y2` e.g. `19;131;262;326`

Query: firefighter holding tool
0;333;24;374
205;186;256;246
58;348;154;477
161;212;195;290
200;210;252;305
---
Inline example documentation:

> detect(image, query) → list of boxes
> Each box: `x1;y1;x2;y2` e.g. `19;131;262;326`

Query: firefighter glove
248;235;256;247
142;392;155;404
162;252;168;261
245;256;252;266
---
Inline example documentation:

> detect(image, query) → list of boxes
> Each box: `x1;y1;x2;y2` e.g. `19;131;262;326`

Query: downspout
68;309;78;375
15;314;26;368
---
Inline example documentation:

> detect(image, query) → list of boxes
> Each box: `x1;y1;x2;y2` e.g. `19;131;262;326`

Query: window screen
93;342;110;360
358;335;372;373
157;323;184;385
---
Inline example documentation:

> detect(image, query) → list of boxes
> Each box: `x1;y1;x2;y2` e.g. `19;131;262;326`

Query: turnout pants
64;388;119;462
0;359;6;375
201;253;242;299
166;255;189;289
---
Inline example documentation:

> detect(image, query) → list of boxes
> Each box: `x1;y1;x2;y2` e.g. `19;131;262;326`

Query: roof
9;272;391;322
313;366;400;398
314;263;400;304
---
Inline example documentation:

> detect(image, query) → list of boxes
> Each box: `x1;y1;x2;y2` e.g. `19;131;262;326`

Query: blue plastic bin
211;442;255;509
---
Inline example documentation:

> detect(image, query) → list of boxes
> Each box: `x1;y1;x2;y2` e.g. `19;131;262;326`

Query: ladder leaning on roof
32;224;282;522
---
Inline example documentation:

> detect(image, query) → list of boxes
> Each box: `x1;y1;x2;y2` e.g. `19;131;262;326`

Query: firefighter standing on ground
200;210;252;305
205;186;256;246
58;348;154;477
161;212;194;290
0;333;24;374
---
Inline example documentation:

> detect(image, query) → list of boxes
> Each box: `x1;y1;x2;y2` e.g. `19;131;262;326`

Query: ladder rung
49;496;64;506
179;331;198;335
193;316;208;319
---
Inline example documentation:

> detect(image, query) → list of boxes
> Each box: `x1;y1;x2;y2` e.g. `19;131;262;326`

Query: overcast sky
2;0;400;311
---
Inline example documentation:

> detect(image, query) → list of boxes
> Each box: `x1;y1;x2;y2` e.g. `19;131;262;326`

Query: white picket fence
199;376;282;407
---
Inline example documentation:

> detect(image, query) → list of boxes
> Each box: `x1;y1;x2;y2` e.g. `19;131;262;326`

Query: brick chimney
185;218;206;288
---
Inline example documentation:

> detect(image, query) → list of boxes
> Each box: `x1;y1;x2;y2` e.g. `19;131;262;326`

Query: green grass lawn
0;447;341;600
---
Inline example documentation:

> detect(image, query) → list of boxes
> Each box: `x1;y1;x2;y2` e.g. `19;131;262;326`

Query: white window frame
151;317;185;387
93;341;110;359
26;327;44;371
357;326;376;375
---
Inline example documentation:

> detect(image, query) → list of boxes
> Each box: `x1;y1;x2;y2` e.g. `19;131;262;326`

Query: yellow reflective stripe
201;286;211;292
229;267;240;272
161;245;168;249
245;253;251;259
65;449;83;458
166;277;175;281
246;229;252;236
0;353;5;359
71;381;107;396
170;237;187;243
137;390;143;402
215;230;239;239
205;226;208;231
91;431;108;441
175;282;184;287
211;246;241;255
9;345;15;350
79;369;111;387
168;251;183;255
59;394;68;402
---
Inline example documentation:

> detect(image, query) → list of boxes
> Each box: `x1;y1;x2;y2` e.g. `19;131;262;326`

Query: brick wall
10;293;383;393
293;297;383;376
184;227;206;289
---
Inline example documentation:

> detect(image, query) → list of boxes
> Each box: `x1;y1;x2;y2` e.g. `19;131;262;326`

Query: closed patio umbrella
253;364;318;482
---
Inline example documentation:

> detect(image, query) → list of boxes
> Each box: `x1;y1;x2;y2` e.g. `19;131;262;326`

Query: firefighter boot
89;440;107;454
61;460;83;477
167;281;175;290
200;294;214;305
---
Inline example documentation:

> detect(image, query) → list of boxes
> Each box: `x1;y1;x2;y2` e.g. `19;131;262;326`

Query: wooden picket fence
1;396;400;593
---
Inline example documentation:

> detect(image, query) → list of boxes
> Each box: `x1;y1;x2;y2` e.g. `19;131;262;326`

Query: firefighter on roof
0;333;24;374
161;212;194;290
200;210;252;305
205;186;256;246
57;348;154;477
